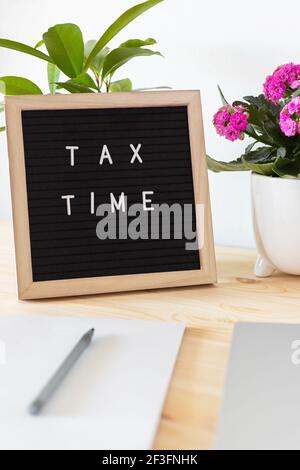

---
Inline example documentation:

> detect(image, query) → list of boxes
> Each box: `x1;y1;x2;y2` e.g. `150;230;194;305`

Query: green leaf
232;100;247;107
47;63;60;94
109;78;132;92
292;147;300;160
84;40;109;75
84;0;163;71
243;95;281;147
245;141;258;154
206;155;247;172
263;120;287;147
246;104;267;127
240;146;276;176
0;38;53;63
244;94;280;119
0;126;5;132
56;81;95;94
217;85;229;105
244;146;274;161
43;24;84;78
273;156;300;178
66;72;98;90
245;123;273;146
276;147;287;158
102;47;161;78
0;76;42;95
207;146;278;174
0;102;4;112
119;37;156;48
241;157;275;175
241;151;275;176
34;39;44;49
291;88;300;99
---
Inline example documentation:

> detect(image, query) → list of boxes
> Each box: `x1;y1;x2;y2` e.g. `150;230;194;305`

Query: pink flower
274;68;289;83
263;63;300;103
212;104;249;142
280;110;289;122
213;109;231;126
230;112;248;131
280;118;297;136
279;97;300;136
215;124;226;136
287;96;300;114
274;63;295;84
263;75;286;103
291;80;300;90
224;124;242;141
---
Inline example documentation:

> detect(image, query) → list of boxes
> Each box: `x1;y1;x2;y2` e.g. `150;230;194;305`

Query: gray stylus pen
28;328;95;415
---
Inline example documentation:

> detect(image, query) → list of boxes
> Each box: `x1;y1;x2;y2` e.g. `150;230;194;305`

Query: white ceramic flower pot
252;172;300;276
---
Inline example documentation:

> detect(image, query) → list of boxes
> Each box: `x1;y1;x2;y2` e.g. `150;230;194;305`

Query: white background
0;0;299;247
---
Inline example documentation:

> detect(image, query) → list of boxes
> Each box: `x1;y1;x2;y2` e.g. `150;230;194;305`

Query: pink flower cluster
213;105;248;141
263;63;300;104
280;96;300;137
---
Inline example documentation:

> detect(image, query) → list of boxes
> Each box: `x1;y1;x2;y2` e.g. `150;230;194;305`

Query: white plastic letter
99;145;113;165
61;195;75;216
65;146;79;166
130;143;143;164
110;192;126;213
142;191;154;211
90;191;95;214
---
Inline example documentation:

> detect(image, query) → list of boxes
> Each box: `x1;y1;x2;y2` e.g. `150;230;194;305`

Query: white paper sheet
0;314;184;450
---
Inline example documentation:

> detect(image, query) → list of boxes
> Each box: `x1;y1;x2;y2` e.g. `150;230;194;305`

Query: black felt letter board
22;106;200;282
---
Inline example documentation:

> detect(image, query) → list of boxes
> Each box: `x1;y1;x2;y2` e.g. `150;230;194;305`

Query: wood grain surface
0;221;299;449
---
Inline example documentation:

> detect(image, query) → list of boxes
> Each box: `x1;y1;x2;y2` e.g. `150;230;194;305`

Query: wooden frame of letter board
5;90;217;300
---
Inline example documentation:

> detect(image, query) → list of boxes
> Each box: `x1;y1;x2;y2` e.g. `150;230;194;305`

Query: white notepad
0;314;184;450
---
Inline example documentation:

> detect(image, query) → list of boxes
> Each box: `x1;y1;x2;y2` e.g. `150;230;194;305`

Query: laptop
216;322;300;450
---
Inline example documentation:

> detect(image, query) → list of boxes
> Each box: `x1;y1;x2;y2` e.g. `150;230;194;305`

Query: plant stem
91;70;101;92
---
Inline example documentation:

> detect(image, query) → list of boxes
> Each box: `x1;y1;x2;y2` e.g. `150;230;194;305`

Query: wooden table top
1;220;299;449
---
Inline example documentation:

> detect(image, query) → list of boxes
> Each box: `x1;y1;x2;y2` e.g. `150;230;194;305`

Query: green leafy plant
208;63;300;178
0;0;167;132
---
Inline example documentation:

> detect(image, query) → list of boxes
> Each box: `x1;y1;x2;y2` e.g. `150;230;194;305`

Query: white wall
1;0;299;247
